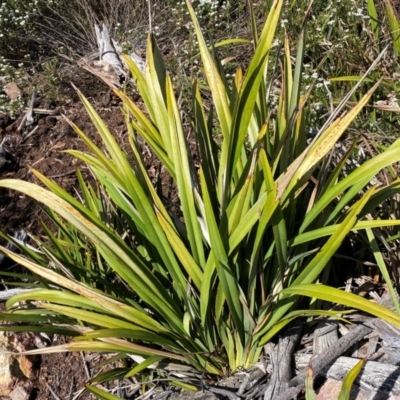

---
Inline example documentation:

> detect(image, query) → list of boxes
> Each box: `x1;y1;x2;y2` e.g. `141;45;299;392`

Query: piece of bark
298;353;400;396
128;51;146;75
94;23;146;80
273;323;373;400
263;320;302;400
95;23;125;78
313;321;339;356
366;333;379;357
322;356;400;395
290;322;373;390
366;318;400;364
265;312;374;399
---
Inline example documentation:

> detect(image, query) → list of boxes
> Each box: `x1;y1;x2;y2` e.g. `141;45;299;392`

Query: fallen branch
0;287;39;301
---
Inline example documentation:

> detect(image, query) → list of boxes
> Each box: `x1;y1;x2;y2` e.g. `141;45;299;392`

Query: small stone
9;386;29;400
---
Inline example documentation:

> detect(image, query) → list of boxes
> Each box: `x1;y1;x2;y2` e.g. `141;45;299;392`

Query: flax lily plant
2;0;400;392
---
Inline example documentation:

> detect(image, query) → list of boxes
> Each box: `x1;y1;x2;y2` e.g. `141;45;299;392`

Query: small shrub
1;0;400;398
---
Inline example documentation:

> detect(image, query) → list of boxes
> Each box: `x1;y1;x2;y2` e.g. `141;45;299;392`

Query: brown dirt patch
0;89;126;236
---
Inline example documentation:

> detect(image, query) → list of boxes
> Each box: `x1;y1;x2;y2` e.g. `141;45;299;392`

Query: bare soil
0;86;126;236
